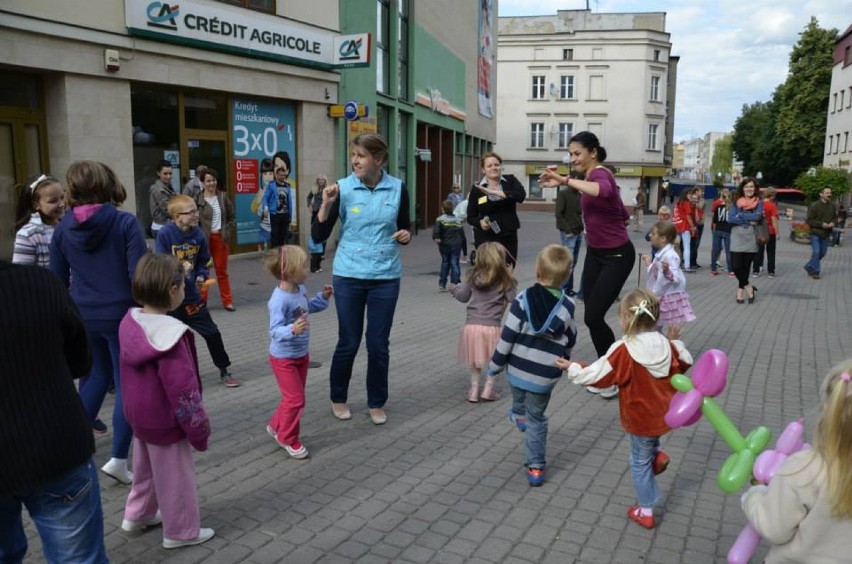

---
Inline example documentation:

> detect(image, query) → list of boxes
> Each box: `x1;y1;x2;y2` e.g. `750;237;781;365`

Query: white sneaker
122;511;162;534
101;459;133;485
163;528;215;549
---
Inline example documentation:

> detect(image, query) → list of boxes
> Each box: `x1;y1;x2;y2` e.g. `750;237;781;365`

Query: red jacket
673;200;695;234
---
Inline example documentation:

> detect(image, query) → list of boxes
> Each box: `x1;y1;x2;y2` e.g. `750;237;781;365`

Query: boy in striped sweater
488;244;577;486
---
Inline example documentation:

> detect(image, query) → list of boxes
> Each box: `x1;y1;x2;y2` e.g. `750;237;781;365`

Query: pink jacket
119;308;211;450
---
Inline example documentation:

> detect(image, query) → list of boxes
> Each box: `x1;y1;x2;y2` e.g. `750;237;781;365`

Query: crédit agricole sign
126;0;369;70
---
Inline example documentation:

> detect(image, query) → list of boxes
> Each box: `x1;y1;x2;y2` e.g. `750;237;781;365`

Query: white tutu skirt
457;324;502;369
659;291;695;326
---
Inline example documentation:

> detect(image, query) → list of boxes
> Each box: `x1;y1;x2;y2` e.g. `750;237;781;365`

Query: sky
498;0;851;142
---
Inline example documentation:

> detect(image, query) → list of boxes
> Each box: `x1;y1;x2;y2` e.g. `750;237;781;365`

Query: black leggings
582;241;636;356
731;252;755;289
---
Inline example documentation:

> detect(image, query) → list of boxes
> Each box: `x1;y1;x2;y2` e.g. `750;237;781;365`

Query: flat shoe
122;511;162;533
163;528;215;549
331;403;352;420
369;408;388;425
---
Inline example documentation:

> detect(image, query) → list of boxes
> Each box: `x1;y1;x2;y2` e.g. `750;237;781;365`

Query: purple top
581;167;630;249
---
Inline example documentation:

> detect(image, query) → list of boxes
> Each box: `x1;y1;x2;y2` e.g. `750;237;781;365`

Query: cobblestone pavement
23;210;851;563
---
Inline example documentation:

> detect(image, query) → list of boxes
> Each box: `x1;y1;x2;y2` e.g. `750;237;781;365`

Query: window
848;87;852;108
841;89;845;111
529;122;545;148
376;0;390;94
653;49;660;61
558;122;574;148
845;132;849;153
531;75;546;100
219;0;274;13
827;136;833;154
560;75;575;99
833;93;838;113
563;48;574;61
647;124;659;150
650;76;661;101
589;75;604;100
397;0;409;99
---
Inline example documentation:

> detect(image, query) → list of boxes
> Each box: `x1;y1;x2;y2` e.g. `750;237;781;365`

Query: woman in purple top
540;131;634;362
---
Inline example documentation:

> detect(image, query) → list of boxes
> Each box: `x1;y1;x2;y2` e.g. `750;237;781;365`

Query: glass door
0;119;47;260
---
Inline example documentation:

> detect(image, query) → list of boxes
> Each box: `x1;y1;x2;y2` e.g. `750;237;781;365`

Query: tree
794;166;851;201
731;95;795;186
710;135;733;178
774;18;837;173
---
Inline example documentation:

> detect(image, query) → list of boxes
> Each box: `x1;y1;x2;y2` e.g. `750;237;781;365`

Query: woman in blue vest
312;134;411;425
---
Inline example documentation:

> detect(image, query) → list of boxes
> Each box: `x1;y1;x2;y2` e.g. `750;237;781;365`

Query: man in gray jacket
804;186;836;279
555;183;583;296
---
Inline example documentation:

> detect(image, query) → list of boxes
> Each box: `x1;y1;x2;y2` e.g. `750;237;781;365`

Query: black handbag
754;217;769;245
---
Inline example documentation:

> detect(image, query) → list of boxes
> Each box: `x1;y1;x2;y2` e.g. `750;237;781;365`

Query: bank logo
338;38;363;61
146;1;180;31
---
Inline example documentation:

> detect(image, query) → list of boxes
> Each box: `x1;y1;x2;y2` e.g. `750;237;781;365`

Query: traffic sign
327;103;369;119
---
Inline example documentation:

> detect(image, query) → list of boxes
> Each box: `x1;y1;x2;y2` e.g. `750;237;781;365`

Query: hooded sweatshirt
119;308;210;450
488;283;577;393
155;221;210;307
49;204;148;330
566;332;693;436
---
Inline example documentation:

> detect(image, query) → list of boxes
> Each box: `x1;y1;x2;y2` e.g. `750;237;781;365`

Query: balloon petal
665;389;703;428
691;349;728;397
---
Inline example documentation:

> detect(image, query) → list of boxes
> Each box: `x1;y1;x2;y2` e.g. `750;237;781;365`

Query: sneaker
652;450;670;475
308;360;322;368
683;268;695;274
219;371;240;387
728;272;735;278
507;409;526;432
460;258;469;264
710;270;719;276
93;418;108;434
811;273;821;280
223;303;236;312
101;459;133;485
439;285;447;292
627;506;655;529
587;385;619;399
804;265;815;275
719;266;727;272
768;273;775;278
163;528;215;549
122;511;162;533
285;442;309;459
527;467;544;487
751;272;761;278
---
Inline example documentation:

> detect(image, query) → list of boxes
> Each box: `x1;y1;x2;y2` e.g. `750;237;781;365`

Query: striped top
13;213;55;269
204;195;222;233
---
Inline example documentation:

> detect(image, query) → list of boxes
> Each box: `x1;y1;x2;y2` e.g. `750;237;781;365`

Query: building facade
495;9;675;211
0;1;497;256
824;23;852;174
337;1;497;230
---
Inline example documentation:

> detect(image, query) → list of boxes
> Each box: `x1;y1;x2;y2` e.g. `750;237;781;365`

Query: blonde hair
466;242;515;294
265;245;308;282
619;288;660;336
657;205;671;216
816;359;852;518
536;244;572;288
167;194;196;218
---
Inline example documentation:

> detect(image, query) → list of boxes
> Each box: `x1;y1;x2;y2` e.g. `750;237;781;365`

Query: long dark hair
569;131;608;163
15;174;61;230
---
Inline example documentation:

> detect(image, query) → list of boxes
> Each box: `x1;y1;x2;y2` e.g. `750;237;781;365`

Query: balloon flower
727;419;810;564
664;349;772;494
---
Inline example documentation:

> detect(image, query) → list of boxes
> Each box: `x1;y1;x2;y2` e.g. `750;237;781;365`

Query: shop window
376;0;390;94
218;0;275;14
130;85;180;231
527;175;542;199
184;92;227;130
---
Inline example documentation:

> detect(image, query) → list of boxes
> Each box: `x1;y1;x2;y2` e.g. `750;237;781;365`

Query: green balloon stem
701;397;747;451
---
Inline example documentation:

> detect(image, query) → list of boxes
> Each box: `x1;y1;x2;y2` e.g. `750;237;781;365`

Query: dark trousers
690;224;705;267
169;304;231;368
754;235;776;274
731;252;756;289
474;228;519;268
581;241;636;356
270;213;290;248
329;276;401;408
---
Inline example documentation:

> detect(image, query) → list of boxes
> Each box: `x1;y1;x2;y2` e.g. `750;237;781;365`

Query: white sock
640;507;653;517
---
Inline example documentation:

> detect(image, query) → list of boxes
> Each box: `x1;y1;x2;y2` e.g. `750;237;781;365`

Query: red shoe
627;505;655;529
653;450;670;475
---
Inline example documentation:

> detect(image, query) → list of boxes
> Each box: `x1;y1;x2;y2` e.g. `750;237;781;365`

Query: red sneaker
627;505;655;529
653;450;670;475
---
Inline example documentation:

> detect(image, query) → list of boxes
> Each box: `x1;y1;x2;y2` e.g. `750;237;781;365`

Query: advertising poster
477;0;495;118
231;99;297;245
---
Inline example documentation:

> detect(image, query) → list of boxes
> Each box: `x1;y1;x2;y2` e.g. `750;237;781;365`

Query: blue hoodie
50;204;148;331
155;221;210;307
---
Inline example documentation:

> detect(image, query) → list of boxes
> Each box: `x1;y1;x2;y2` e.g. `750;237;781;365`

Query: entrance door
0;119;47;260
186;137;227;190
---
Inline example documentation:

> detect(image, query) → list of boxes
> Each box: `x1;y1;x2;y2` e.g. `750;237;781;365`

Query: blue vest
333;172;403;279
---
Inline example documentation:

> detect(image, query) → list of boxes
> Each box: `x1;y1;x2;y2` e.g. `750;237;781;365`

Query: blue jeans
630;435;661;508
559;231;583;293
330;276;401;408
0;459;107;564
679;230;692;271
806;235;829;274
710;230;731;272
438;248;461;287
510;385;552;469
79;328;132;459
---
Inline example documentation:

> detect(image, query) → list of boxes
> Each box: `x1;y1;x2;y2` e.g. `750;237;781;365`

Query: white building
700;131;729;183
681;138;703;181
824;23;852;175
495;9;675;209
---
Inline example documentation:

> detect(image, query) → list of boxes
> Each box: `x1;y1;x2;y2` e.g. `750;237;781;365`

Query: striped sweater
488;284;577;393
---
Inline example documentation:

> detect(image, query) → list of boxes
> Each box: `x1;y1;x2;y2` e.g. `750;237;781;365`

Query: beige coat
742;449;852;563
196;191;236;242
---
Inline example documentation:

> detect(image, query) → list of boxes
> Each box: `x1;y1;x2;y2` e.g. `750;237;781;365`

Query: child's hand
555;357;573;371
666;325;682;341
641;254;651;267
292;314;308;335
447;283;457;292
322;284;334;299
